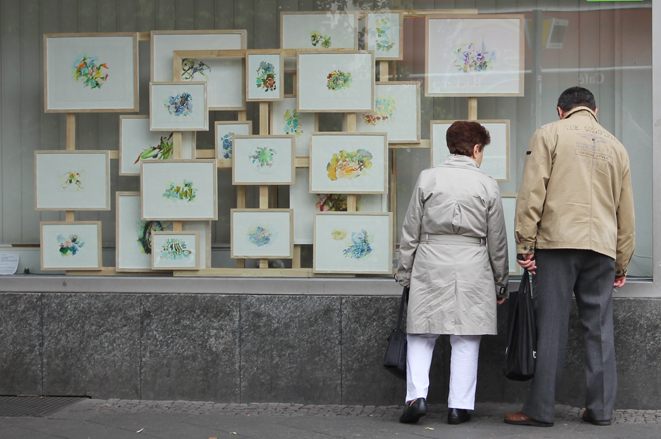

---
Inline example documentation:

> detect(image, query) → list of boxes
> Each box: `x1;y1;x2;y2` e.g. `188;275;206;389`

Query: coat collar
564;106;599;123
441;154;481;170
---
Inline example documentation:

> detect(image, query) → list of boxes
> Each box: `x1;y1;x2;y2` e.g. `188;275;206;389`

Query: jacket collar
564;106;598;123
441;154;481;170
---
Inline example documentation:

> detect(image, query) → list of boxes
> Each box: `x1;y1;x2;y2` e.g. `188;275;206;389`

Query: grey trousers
522;249;617;424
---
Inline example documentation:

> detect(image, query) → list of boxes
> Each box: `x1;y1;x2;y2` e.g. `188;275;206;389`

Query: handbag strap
396;286;409;330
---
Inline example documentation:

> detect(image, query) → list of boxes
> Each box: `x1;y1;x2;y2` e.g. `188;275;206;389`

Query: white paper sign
0;253;19;275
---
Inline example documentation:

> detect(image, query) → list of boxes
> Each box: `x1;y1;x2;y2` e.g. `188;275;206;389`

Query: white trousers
405;333;482;410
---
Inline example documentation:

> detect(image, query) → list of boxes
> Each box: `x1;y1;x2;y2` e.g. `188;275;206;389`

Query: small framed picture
181;221;212;269
281;11;358;50
151;231;199;271
271;97;316;157
141;160;217;221
501;194;521;275
297;51;374;113
41;221;102;271
231;209;293;259
357;81;420;144
35;150;110;211
44;33;139;112
232;135;295;185
309;132;388;194
119;116;195;176
246;50;284;102
215;121;253;166
431;120;510;181
365;12;404;61
313;212;393;274
150;82;208;131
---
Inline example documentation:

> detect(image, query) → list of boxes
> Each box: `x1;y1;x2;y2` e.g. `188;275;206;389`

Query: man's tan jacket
515;106;635;276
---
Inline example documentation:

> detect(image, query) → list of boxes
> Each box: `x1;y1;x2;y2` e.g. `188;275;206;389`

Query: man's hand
613;275;626;288
517;253;537;274
497;297;506;305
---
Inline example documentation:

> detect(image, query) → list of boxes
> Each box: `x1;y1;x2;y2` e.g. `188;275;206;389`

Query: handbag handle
395;286;409;330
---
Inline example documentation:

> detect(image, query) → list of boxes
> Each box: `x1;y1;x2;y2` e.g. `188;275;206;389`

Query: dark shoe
399;398;428;424
582;410;612;426
448;408;471;425
504;411;554;427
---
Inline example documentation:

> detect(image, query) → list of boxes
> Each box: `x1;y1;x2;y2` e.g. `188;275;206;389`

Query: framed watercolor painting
141;160;217;221
309;133;388;194
271;97;316;157
151;231;199;271
35;151;110;211
431;120;510;181
40;221;102;271
246;50;284;102
281;12;358;50
425;15;525;97
501;194;520;275
215;121;253;166
297;51;374;113
181;221;212;269
150;82;208;131
365;12;404;61
291;168;388;245
356;81;420;144
119;115;195;176
232;135;295;185
231;209;293;259
44;33;139;112
313;212;393;274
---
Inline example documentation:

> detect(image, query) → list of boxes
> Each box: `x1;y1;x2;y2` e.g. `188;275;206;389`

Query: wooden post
65;113;76;222
380;60;389;82
468;97;478;120
236;110;248;268
259;102;269;269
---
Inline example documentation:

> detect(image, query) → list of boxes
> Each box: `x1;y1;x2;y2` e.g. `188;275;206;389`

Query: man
504;87;635;427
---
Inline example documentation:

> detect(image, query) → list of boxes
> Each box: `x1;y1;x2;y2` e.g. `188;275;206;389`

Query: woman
396;121;509;425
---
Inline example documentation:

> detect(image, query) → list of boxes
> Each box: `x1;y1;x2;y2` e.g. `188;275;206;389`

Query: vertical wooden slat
215;0;234;29
155;0;175;30
134;0;154;32
235;0;255;53
468;97;478;120
175;0;195;29
195;0;215;29
259;186;269;209
254;0;278;49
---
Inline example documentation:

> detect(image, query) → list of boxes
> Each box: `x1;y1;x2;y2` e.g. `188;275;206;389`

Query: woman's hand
497;297;506;305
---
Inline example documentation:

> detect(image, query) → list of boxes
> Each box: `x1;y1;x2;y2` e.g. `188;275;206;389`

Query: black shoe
399;398;428;424
582;410;612;426
448;408;472;425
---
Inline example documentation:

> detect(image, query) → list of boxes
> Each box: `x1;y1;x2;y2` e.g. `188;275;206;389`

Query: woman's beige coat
397;155;509;335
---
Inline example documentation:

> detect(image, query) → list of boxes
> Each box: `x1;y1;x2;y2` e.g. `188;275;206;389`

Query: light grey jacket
397;155;509;335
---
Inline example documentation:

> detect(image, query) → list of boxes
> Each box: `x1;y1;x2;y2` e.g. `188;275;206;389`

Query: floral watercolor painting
362;96;396;126
136;220;171;254
57;234;85;256
220;132;236;159
311;31;331;48
164;92;193;116
181;58;211;80
60;171;84;191
342;229;372;259
326;149;373;181
331;228;347;240
247;226;273;247
326;70;352;91
163;180;197;202
375;18;395;52
255;61;277;92
160;237;192;260
453;40;495;73
250;146;276;170
134;132;174;164
72;55;108;89
283;110;302;137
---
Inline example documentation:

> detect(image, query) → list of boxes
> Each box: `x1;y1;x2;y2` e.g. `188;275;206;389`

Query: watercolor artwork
311;31;332;48
426;15;524;96
246;52;283;101
215;121;252;163
179;56;244;110
181;221;211;269
271;98;314;157
181;58;211;80
163;180;197;202
313;212;392;274
41;221;102;270
164;92;193;116
72;55;108;89
366;12;403;60
326;149;373;182
151;231;199;270
255;62;277;92
326;70;352;91
281;12;358;50
231;209;293;259
357;81;420;144
150;82;208;131
60;171;84;191
232;136;294;185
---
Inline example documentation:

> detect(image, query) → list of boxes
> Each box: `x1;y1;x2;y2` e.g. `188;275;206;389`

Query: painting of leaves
250;146;277;171
136;220;172;254
311;31;331;48
60;171;84;191
57;234;85;256
164;92;193;116
326;70;352;91
326;149;373;181
255;61;277;92
375;18;395;52
160;237;192;260
453;40;495;73
163;180;197;202
134;133;174;164
181;58;211;80
362;96;396;126
72;55;108;89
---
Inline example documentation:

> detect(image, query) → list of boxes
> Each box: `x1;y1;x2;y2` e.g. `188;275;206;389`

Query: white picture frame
231;209;293;259
44;33;139;112
281;12;358;50
430;120;510;181
356;81;420;144
246;50;284;102
149;82;208;131
141;160;218;221
40;221;102;271
501;194;521;276
215;121;253;165
151;231;199;271
313;212;393;274
365;12;404;61
297;51;375;113
232;135;295;185
35;151;110;211
271;97;316;157
309;132;388;194
119;115;195;176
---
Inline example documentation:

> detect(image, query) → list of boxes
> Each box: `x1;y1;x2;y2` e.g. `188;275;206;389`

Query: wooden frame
231;209;294;259
149;82;209;131
35;150;111;211
181;221;212;269
215;120;253;166
270;96;317;157
40;221;102;271
245;49;284;102
151;231;200;271
425;14;525;97
501;193;521;276
44;32;139;113
280;11;359;50
365;11;405;61
232;135;295;185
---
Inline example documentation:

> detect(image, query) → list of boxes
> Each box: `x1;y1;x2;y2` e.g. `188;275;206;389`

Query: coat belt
420;234;486;245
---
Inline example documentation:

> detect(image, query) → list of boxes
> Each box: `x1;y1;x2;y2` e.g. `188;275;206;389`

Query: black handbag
503;269;537;381
383;286;409;380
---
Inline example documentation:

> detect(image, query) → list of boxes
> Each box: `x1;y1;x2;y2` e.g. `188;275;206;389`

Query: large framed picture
151;231;199;271
356;81;420;144
44;33;139;112
232;135;295;185
297;51;374;113
119;115;195;176
141;160;217;221
246;50;284;102
40;221;102;271
313;212;393;274
35;150;110;211
309;133;388;194
215;121;253;166
281;12;358;50
149;82;208;131
425;15;525;97
430;120;510;181
271;97;316;157
231;209;293;259
501;194;520;275
365;12;404;61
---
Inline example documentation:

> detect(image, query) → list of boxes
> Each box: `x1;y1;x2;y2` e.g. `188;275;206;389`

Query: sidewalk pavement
1;398;660;439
